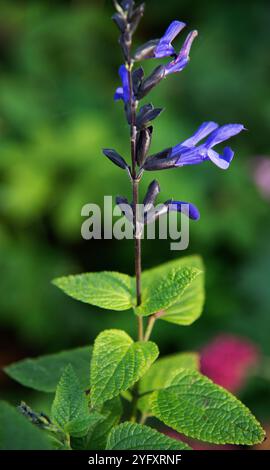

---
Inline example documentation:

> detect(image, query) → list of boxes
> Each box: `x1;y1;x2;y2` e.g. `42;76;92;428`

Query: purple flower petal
181;122;219;147
175;147;206;166
165;57;189;75
179;29;198;60
207;147;234;170
172;122;219;156
165;30;198;75
206;124;245;148
119;64;130;102
114;65;130;103
154;20;186;59
114;87;124;101
167;200;200;220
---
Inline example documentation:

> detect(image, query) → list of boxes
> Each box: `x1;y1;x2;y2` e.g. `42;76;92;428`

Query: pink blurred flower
200;334;259;393
253;157;270;200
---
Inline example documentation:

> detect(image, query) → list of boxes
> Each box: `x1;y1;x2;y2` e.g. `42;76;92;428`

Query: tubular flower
164;30;198;75
144;122;245;171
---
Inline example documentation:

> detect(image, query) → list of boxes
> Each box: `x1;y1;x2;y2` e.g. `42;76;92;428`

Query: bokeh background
0;0;270;448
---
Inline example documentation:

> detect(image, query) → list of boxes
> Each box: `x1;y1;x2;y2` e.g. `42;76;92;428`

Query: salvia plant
0;0;266;451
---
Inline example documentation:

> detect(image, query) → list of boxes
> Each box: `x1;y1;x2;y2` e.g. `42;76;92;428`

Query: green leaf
53;271;134;311
90;329;159;407
138;352;199;413
136;265;200;317
71;412;104;450
4;346;92;393
0;401;52;450
51;365;90;438
106;422;191;450
86;397;123;450
152;369;265;445
139;255;204;324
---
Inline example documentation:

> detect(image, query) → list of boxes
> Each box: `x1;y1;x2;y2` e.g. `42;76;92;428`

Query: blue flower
165;200;200;221
164;30;198;75
154;21;186;58
173;122;245;169
145;199;200;223
114;65;131;103
143;122;245;171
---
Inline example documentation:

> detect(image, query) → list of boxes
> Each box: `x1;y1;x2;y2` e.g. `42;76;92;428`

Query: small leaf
116;196;134;223
136;126;153;166
0;401;52;450
132;66;144;96
53;271;134;311
129;3;145;34
4;346;92;393
102;148;128;170
152;369;265;445
90;329;159;407
136;104;164;129
138;352;199;413
86;397;122;450
140;255;205;325
137;65;166;99
51;365;90;438
135;266;200;317
133;39;159;61
106;422;191;450
112;13;127;32
143;179;160;212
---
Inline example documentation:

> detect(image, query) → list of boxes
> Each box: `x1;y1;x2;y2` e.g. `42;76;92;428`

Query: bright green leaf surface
51;365;90;437
4;346;92;392
90;329;159;407
135;266;200;317
152;369;265;445
53;271;134;311
140;255;205;325
86;397;122;450
0;401;52;450
138;352;199;413
106;422;191;450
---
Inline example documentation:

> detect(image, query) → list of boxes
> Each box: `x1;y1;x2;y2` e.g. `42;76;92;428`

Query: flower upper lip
154;20;186;58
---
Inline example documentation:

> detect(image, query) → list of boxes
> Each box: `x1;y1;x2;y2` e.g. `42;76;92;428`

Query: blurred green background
0;0;270;432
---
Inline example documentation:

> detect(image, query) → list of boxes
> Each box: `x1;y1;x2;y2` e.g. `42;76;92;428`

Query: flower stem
144;315;156;342
127;57;143;341
126;34;144;423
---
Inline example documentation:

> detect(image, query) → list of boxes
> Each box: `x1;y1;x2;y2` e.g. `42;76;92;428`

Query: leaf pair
53;255;205;327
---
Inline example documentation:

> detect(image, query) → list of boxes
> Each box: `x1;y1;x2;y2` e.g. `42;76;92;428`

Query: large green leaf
152;369;265;445
106;422;191;450
86;397;123;450
140;255;204;325
53;271;134;311
135;266;200;317
0;401;52;450
90;329;159;407
138;352;199;413
51;365;90;438
4;346;92;392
